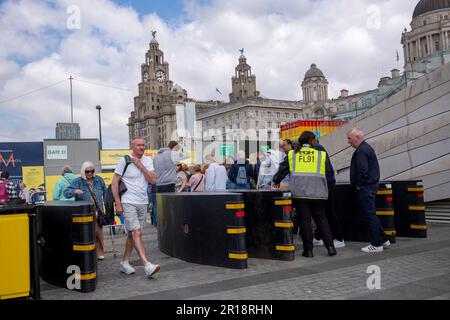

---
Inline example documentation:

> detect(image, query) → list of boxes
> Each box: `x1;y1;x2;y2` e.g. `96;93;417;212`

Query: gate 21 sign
47;146;68;160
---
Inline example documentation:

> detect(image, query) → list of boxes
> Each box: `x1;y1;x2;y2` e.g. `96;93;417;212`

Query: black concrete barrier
227;190;295;261
335;183;396;243
157;193;248;269
376;183;396;244
391;180;427;238
38;201;97;292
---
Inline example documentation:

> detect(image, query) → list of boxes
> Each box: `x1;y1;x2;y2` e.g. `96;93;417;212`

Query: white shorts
122;203;147;232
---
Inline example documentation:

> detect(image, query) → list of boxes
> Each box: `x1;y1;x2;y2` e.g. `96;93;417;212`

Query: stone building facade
402;0;450;73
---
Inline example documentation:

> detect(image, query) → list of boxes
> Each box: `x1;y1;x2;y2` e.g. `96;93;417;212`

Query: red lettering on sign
0;154;15;167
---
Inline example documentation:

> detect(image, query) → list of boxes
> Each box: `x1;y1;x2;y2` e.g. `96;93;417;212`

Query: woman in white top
204;154;228;191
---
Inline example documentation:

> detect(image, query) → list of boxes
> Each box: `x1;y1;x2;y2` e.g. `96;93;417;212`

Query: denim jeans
356;184;386;247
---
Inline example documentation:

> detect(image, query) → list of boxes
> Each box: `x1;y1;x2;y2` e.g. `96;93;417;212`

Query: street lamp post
96;105;103;151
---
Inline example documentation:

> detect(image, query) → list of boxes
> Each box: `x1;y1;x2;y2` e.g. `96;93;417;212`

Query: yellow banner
45;175;62;201
22;166;45;190
97;173;114;186
46;173;114;201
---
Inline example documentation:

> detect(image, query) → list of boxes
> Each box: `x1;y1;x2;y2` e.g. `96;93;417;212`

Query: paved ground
40;222;450;300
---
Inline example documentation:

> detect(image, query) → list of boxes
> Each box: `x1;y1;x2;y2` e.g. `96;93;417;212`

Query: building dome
304;64;325;80
412;0;450;18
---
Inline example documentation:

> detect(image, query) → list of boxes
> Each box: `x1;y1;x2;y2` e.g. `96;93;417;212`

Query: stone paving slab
40;223;450;300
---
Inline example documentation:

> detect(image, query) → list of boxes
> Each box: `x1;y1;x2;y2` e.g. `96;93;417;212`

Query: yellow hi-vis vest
288;147;328;200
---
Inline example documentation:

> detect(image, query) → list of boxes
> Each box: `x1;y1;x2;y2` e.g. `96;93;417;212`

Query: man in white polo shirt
111;137;160;278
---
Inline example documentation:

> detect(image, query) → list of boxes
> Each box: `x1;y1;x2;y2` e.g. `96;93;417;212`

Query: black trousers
293;199;333;251
314;185;344;241
356;184;386;247
156;184;175;193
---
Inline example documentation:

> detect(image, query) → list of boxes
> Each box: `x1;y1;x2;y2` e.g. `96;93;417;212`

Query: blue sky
113;0;211;21
114;0;185;20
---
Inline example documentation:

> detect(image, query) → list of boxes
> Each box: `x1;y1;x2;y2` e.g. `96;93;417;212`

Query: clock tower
229;49;260;103
128;32;189;149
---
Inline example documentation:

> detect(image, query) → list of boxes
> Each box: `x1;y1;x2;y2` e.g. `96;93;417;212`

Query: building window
236;113;240;120
285;113;289;119
267;112;272;118
229;115;232;121
294;113;298;119
255;111;259;117
214;119;217;125
268;121;272;128
237;123;240;129
276;112;280;119
255;121;259;127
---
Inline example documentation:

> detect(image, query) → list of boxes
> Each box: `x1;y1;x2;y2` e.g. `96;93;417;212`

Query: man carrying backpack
0;171;17;204
228;150;254;190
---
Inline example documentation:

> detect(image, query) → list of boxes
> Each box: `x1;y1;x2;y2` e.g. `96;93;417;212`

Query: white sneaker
144;262;160;278
333;240;346;248
313;239;324;246
383;240;391;249
120;261;135;275
361;245;384;253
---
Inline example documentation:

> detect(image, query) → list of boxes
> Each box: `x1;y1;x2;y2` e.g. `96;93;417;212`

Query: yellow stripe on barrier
75;273;97;280
275;200;292;206
226;203;245;210
72;216;94;223
227;228;246;234
274;222;294;228
377;190;393;195
73;244;95;251
384;230;396;236
376;211;395;216
276;245;295;251
411;224;428;230
408;188;424;192
409;206;426;211
228;253;248;260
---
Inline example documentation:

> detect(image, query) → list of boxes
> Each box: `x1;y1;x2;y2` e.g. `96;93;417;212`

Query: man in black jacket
347;128;390;253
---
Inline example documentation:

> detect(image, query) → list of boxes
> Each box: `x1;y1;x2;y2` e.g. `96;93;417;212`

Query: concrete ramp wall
321;62;450;202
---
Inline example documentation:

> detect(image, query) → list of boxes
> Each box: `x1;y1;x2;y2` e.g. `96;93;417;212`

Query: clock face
155;70;166;83
143;72;148;82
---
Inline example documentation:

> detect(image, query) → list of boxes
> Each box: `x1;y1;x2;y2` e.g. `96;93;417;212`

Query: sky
0;0;418;149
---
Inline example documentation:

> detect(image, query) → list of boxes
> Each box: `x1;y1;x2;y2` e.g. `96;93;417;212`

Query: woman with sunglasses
64;161;107;260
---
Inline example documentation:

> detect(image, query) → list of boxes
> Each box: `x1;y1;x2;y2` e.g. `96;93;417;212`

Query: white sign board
176;102;196;138
47;145;68;160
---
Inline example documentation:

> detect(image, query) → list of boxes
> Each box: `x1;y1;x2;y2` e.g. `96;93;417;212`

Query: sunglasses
85;169;95;173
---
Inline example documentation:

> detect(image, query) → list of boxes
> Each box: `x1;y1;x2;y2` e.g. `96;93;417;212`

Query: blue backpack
236;165;248;185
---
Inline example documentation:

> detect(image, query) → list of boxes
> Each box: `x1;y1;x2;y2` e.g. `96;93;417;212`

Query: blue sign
0;142;44;187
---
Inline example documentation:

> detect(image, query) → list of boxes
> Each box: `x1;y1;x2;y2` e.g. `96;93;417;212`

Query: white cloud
0;0;417;148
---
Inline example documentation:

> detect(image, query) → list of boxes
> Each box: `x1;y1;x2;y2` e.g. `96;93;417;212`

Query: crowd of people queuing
0;127;388;280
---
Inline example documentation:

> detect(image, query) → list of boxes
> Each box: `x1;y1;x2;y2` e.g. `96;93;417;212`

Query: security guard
273;131;337;258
